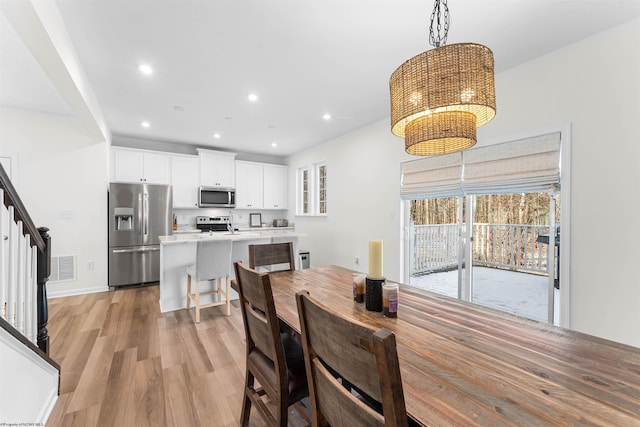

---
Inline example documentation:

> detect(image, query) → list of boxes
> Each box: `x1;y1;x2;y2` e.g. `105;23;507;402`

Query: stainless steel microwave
198;187;236;208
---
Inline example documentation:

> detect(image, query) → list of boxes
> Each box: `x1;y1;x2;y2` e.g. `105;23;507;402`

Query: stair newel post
36;227;51;354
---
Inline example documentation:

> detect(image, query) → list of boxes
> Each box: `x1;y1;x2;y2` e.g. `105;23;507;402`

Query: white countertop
173;226;295;234
160;229;305;245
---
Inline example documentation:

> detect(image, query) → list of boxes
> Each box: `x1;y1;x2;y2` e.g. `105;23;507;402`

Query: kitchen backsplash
173;208;289;229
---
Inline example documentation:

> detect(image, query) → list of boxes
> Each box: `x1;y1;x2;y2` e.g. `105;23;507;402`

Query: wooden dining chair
234;261;308;427
248;241;295;272
296;290;409;427
186;239;233;323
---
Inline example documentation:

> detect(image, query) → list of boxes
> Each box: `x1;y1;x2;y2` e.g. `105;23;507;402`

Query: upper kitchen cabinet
235;161;263;209
112;147;171;184
263;164;288;209
198;149;236;188
171;154;199;208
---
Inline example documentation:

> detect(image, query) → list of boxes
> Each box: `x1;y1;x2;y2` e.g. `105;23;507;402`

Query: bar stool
186;239;233;323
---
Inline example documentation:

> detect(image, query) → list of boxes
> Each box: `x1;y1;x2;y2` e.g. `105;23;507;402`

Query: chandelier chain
429;0;450;47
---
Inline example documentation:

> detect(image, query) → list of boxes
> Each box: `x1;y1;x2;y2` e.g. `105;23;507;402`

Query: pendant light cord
429;0;450;48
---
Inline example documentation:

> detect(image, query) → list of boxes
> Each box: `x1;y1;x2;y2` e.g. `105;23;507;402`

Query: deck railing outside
411;223;551;275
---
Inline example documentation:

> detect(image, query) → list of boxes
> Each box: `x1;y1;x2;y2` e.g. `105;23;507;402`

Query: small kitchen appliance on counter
272;219;288;227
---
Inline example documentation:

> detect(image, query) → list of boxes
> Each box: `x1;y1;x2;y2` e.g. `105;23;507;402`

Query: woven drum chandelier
390;0;496;156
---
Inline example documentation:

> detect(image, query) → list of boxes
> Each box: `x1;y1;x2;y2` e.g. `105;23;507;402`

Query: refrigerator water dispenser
114;207;134;230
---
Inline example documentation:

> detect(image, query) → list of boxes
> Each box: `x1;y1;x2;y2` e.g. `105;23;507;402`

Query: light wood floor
45;284;310;427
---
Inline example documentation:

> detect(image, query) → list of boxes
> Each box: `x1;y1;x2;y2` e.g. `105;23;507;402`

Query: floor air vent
50;255;76;282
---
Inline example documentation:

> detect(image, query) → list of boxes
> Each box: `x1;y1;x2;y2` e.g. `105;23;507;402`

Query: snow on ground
410;267;559;325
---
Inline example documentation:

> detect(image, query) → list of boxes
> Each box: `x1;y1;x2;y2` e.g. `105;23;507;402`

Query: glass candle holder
352;273;365;303
383;282;399;318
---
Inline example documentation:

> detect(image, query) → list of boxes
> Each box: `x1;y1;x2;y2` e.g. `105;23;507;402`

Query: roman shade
401;132;561;200
401;152;463;200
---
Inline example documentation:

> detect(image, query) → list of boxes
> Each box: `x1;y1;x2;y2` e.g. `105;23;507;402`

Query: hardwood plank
162;363;201;426
79;297;110;333
58;328;100;394
67;334;116;413
133;357;166;426
96;347;138;426
60;404;100;427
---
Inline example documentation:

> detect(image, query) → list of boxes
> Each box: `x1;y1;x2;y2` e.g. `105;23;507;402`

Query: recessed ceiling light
271;142;277;147
323;113;331;120
213;133;221;139
248;93;258;102
141;121;150;128
173;106;184;111
138;64;153;75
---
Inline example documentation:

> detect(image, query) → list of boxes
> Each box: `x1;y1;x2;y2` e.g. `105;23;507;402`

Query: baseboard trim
48;285;109;299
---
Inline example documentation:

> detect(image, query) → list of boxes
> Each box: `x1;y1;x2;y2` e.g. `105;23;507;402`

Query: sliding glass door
469;192;558;323
401;131;567;325
407;192;560;324
409;197;463;299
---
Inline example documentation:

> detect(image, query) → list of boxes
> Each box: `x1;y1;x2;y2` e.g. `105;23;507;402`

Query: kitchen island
158;230;305;313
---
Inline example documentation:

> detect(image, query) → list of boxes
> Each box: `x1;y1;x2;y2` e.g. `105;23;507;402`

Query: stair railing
0;163;51;354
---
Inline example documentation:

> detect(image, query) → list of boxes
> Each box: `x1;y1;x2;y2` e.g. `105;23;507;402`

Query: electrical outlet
87;260;94;270
354;257;359;265
59;210;75;219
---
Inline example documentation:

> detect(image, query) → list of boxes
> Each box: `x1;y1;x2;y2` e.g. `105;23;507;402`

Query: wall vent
49;255;76;283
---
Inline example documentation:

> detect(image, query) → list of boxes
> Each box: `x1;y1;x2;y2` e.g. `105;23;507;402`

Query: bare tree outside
411;193;560;225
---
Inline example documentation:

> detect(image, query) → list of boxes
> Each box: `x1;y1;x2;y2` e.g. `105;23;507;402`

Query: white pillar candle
368;239;383;279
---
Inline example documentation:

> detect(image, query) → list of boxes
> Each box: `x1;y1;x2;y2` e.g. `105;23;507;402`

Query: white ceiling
2;0;640;157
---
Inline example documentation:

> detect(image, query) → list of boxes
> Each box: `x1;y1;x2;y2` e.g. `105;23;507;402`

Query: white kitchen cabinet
198;149;236;188
263;164;288;209
235;161;263;209
112;148;171;184
171;155;199;208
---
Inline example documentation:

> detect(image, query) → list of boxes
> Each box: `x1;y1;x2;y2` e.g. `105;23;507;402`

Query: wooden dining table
265;265;640;426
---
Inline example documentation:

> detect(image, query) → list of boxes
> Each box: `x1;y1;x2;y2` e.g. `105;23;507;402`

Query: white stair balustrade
0;201;39;344
6;206;17;329
16;224;26;334
28;244;37;342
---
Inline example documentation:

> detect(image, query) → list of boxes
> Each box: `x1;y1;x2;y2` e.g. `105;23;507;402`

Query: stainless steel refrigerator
108;183;172;288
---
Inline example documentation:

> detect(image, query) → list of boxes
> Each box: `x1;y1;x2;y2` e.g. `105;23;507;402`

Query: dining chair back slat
296;290;408;427
249;242;295;272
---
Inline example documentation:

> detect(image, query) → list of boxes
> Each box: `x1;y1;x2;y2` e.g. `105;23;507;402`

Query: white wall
288;18;640;347
0;107;109;297
287;119;411;283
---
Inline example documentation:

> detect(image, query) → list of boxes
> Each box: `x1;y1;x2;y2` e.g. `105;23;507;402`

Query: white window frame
296;161;327;216
296;166;311;215
315;161;327;216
